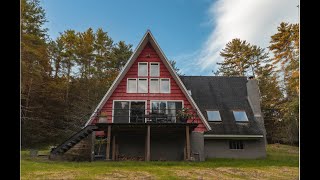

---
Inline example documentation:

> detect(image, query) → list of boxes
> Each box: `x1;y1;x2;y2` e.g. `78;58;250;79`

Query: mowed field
21;144;298;180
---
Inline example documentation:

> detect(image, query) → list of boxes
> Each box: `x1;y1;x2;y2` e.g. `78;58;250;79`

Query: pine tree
269;22;299;145
215;38;268;76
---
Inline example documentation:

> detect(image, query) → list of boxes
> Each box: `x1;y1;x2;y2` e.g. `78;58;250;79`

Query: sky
41;0;299;75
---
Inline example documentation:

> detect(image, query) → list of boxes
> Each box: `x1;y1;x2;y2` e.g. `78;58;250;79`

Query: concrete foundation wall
116;133;185;161
190;132;204;161
204;138;266;159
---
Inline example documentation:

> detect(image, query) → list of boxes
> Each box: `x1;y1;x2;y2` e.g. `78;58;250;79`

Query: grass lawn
21;144;299;179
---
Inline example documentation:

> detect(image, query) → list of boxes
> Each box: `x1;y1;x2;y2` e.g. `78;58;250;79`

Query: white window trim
138;78;148;93
150;100;184;122
160;78;171;93
112;100;148;123
127;78;137;93
150;62;160;77
232;110;249;122
138;62;148;77
206;110;222;122
149;78;160;93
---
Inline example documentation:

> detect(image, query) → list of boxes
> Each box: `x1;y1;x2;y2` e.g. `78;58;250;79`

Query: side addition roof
84;30;211;131
179;76;265;136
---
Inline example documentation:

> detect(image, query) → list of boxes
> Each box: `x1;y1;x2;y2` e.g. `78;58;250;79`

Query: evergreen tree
269;22;299;145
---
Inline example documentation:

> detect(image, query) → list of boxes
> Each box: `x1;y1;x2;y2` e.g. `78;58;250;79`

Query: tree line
21;0;132;148
214;22;299;145
21;0;298;148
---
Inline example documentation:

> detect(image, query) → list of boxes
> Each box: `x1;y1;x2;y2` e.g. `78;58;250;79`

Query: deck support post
145;125;150;161
186;125;190;160
106;125;111;160
112;135;116;160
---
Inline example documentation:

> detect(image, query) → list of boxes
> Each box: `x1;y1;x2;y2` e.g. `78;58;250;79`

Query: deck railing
91;108;198;124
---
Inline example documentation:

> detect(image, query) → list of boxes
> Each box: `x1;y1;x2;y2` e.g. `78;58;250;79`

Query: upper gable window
233;111;249;122
206;111;221;121
127;79;137;93
160;79;170;93
150;79;159;93
138;78;148;93
150;62;160;77
138;62;148;76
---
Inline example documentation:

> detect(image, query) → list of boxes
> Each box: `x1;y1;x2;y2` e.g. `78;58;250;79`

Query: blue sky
41;0;299;75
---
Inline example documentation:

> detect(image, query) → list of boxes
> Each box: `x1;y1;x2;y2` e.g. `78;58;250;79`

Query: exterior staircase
50;125;98;158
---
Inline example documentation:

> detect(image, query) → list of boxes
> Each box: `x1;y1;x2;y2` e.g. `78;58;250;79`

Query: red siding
91;42;207;133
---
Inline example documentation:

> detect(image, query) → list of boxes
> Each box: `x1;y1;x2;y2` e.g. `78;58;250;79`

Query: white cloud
179;0;299;75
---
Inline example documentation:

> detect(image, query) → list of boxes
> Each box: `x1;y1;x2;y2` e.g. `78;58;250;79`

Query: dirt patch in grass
172;166;298;180
94;170;154;180
22;170;81;180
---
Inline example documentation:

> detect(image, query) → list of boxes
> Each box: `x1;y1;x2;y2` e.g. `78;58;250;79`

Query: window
138;62;148;76
150;79;159;93
233;111;249;122
160;79;170;93
138;79;148;93
127;79;137;93
151;101;183;122
206;111;221;121
150;62;160;76
229;140;244;149
114;101;130;123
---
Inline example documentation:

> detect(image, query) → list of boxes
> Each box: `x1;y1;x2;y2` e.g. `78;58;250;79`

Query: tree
214;38;268;76
169;60;184;76
269;22;299;145
21;0;54;148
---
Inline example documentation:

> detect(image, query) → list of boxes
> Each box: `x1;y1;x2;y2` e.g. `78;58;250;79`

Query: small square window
206;111;221;121
233;111;249;122
229;140;244;149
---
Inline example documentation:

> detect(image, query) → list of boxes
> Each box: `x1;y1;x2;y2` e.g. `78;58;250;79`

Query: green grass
21;144;299;179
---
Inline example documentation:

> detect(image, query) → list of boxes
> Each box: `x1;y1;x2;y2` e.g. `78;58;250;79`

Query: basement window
150;62;160;77
206;111;221;121
138;62;148;76
229;140;244;149
233;111;249;122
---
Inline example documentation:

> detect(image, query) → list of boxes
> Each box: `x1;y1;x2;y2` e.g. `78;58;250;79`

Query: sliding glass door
113;101;146;123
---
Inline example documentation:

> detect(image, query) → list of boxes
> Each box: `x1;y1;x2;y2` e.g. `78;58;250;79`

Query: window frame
150;100;184;122
138;62;148;77
206;110;222;122
112;100;147;123
150;62;160;77
137;78;148;93
232;110;249;122
229;140;244;150
127;78;137;93
160;78;171;93
149;78;160;93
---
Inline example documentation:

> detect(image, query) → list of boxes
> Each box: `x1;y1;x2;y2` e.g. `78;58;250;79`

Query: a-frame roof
84;30;211;131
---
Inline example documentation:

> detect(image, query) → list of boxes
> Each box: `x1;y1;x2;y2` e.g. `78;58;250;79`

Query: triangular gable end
84;30;211;131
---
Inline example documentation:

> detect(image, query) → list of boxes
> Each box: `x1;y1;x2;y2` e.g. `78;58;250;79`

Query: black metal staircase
50;125;98;157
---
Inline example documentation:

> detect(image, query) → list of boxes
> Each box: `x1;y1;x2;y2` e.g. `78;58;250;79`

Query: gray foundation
204;138;266;159
190;132;204;161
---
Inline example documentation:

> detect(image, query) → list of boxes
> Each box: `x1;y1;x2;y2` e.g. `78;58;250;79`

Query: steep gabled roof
180;76;265;135
84;30;211;131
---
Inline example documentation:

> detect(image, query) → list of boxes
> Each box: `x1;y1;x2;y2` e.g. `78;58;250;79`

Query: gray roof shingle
179;76;264;135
